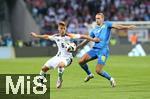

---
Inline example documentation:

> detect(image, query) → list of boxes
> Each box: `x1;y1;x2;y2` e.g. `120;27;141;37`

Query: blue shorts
87;47;109;65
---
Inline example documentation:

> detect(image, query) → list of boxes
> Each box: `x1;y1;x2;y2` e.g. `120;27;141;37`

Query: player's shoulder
53;34;59;37
104;21;113;27
104;21;112;24
104;21;113;25
66;32;73;35
66;32;74;38
66;32;72;34
50;34;61;40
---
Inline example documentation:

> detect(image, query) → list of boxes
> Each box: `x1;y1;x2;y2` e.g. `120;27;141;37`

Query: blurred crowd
25;0;150;34
0;33;55;47
0;34;13;47
0;0;149;47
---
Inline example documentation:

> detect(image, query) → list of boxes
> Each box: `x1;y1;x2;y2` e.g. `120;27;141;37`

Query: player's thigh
78;53;90;64
79;49;97;64
97;48;109;66
96;53;109;73
44;56;61;69
58;57;72;68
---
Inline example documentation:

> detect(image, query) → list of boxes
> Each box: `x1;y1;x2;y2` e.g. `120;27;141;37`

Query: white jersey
48;34;73;58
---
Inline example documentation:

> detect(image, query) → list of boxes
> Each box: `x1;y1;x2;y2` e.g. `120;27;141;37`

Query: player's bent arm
112;24;136;30
76;39;89;49
30;32;51;39
67;33;99;42
80;35;100;42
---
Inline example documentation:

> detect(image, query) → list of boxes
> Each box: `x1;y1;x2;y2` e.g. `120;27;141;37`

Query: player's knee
42;66;49;72
79;54;90;65
78;59;85;65
95;69;101;74
58;62;65;68
95;70;99;74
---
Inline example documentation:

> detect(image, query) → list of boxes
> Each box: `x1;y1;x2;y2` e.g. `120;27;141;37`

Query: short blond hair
58;21;66;27
96;13;104;18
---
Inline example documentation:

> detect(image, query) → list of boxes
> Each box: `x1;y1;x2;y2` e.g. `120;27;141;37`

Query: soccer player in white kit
30;21;99;88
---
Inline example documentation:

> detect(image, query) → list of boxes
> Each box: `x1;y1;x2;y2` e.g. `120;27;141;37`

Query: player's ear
64;26;67;30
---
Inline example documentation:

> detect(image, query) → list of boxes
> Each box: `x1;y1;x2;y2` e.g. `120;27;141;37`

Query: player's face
95;15;104;25
58;25;66;36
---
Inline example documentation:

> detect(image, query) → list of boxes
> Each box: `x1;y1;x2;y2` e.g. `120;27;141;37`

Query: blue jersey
90;21;112;49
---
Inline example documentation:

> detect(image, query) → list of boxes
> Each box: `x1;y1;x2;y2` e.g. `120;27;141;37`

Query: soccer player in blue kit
77;13;136;87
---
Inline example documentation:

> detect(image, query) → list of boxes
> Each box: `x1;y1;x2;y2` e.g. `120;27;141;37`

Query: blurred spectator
23;0;149;47
129;33;138;45
16;40;24;47
0;33;13;47
5;34;13;47
0;35;4;46
110;37;117;46
25;0;150;35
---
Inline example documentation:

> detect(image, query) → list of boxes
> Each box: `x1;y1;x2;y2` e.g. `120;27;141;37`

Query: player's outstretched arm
112;24;136;30
30;32;50;39
76;39;89;50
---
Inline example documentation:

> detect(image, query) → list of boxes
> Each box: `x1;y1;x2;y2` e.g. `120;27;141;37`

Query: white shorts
44;56;72;69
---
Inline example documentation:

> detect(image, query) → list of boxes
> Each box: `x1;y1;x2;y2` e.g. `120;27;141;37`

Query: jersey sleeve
48;35;54;40
48;35;58;41
67;33;81;39
106;21;113;28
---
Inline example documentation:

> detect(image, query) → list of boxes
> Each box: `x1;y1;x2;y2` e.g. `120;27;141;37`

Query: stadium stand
25;0;150;34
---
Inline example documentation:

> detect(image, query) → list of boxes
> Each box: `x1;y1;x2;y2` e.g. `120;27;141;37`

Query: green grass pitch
0;56;150;99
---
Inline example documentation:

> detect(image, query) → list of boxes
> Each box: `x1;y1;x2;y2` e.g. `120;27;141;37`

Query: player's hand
75;44;82;52
75;45;79;51
93;38;100;42
30;32;38;37
128;25;136;29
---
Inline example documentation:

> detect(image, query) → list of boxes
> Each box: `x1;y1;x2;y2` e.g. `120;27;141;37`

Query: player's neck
60;33;66;37
97;23;103;27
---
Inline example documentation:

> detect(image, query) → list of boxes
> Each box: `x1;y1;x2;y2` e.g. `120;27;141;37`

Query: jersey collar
96;23;104;28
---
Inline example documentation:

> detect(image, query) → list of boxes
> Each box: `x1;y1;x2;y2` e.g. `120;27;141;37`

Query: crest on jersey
101;55;106;62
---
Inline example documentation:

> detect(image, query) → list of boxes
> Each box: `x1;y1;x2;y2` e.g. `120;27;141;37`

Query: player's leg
56;62;65;88
96;49;116;87
56;57;72;88
78;53;92;75
95;64;111;80
38;56;59;87
39;66;49;85
95;64;116;87
78;49;97;82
